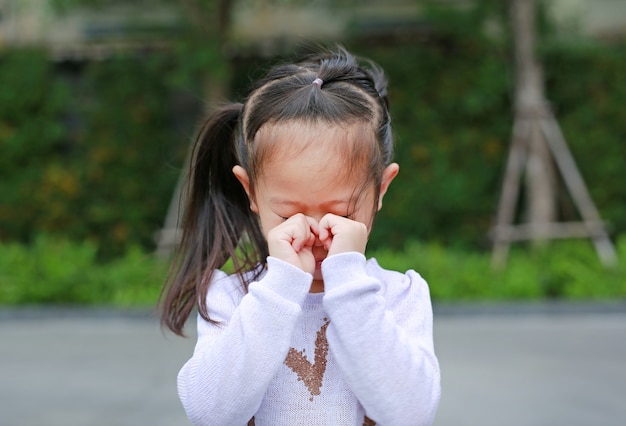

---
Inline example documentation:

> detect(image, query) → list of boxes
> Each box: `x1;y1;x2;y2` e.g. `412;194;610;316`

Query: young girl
160;47;440;426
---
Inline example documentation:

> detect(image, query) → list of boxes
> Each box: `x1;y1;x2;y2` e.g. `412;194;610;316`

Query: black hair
160;46;393;335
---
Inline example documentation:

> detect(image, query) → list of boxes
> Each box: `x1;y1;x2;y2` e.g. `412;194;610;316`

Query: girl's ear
378;163;399;210
232;165;258;213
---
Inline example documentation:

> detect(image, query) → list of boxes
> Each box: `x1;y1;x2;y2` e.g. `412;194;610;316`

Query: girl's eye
278;212;353;221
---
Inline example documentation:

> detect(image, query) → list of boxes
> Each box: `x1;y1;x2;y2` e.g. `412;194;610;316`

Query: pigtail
160;103;267;336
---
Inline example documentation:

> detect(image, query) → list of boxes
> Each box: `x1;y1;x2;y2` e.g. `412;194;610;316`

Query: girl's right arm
177;258;312;426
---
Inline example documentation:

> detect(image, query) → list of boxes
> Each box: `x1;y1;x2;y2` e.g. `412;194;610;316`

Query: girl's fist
318;214;368;257
266;213;319;274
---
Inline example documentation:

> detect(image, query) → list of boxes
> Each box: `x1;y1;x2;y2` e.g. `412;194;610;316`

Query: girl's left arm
322;252;441;426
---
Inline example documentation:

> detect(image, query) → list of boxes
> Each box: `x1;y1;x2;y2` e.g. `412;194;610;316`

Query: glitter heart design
284;319;330;401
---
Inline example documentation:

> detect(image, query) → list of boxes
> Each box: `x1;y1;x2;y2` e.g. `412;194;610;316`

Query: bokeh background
2;2;626;426
1;0;625;305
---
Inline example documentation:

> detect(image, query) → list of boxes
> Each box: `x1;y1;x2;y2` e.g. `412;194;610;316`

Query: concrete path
1;304;625;426
0;309;193;426
433;304;626;426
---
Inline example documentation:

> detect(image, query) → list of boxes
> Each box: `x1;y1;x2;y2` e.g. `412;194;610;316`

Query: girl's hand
318;214;368;257
267;213;319;274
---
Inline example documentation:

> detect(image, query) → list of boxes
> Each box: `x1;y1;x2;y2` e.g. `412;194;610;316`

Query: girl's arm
322;252;441;426
177;258;312;426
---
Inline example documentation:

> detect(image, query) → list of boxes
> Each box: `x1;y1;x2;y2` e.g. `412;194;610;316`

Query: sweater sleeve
321;252;441;426
177;258;312;426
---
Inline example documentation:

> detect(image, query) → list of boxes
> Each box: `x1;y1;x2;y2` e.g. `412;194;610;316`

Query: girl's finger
305;215;320;237
318;213;368;255
305;216;320;248
318;213;339;250
287;214;313;251
318;213;340;236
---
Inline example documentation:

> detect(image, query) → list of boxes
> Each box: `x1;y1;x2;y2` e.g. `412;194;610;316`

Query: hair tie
312;77;323;88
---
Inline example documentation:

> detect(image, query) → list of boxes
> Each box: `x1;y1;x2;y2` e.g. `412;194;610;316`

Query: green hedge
0;49;187;259
0;236;624;306
0;50;70;241
374;237;626;301
1;39;625;257
0;235;166;306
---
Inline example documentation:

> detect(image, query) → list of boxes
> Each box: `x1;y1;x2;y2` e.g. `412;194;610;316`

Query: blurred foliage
0;50;70;240
372;236;626;301
74;54;186;256
361;40;512;249
0;49;186;258
0;235;623;306
1;0;625;262
544;45;626;238
0;235;166;306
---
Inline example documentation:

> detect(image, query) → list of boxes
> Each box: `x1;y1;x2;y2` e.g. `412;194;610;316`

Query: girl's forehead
255;120;374;162
257;144;369;207
252;120;379;207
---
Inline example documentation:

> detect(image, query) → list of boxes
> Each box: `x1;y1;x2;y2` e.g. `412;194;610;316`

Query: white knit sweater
178;252;441;426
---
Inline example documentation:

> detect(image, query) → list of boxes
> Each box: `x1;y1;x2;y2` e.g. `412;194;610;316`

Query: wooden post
513;0;557;234
491;0;617;268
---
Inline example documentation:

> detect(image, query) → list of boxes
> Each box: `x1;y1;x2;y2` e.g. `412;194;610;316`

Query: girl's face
234;122;398;282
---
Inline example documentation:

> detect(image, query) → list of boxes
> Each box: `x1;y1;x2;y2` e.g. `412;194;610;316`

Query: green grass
1;235;624;307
